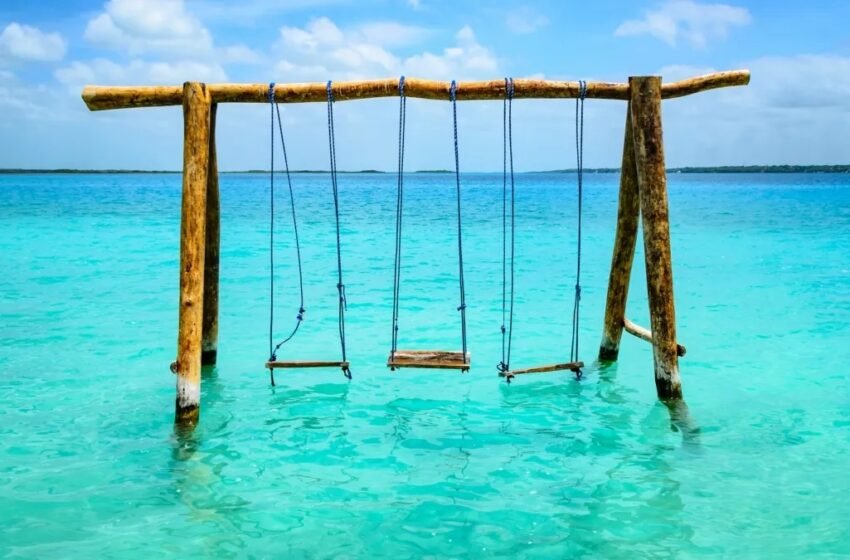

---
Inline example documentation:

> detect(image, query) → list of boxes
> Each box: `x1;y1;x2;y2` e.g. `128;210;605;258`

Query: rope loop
326;80;333;102
578;79;588;100
450;80;457;102
399;75;405;96
505;77;514;99
268;82;275;103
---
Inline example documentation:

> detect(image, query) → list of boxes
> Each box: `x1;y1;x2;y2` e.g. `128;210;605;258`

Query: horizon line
2;165;850;175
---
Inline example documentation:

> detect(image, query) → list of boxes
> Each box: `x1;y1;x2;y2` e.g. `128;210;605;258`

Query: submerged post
629;76;682;400
174;82;211;426
201;103;220;366
599;100;641;361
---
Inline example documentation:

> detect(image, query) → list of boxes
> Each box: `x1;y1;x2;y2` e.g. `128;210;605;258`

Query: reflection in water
168;365;253;555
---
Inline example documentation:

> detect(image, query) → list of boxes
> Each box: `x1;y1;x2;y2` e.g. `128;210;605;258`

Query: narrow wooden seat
500;361;584;381
266;360;349;369
387;350;470;371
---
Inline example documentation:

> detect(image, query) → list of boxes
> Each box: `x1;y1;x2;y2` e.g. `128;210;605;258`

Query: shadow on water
167;365;255;553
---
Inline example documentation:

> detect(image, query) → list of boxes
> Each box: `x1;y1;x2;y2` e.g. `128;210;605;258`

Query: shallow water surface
1;172;849;558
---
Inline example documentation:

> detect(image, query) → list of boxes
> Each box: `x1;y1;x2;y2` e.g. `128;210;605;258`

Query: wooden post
629;76;682;400
599;101;640;361
201;103;220;366
174;82;211;426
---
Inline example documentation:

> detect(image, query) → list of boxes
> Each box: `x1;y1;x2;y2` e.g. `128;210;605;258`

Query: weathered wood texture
388;350;470;370
623;318;686;357
629;76;682;401
501;361;584;378
81;71;750;111
175;82;211;426
599;101;641;361
201;103;220;367
266;361;350;369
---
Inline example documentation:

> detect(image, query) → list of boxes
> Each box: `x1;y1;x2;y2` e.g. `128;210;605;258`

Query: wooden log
388;350;470;370
81;70;750;111
174;82;211;427
266;360;350;369
201;103;220;367
623;318;686;357
599;101;640;362
629;76;682;401
501;361;584;377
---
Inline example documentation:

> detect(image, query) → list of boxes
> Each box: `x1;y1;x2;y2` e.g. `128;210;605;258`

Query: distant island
540;165;850;174
2;165;850;174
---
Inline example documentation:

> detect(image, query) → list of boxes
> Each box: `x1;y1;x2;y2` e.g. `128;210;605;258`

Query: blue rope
390;76;406;365
498;77;515;375
450;80;469;366
570;80;587;379
326;81;352;379
269;82;275;369
268;84;307;374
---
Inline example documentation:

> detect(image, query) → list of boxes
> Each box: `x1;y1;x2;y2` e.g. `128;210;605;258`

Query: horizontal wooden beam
81;70;750;111
388;350;470;370
500;361;584;377
266;360;350;369
623;318;687;357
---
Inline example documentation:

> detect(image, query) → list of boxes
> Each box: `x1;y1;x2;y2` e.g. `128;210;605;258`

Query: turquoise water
1;171;849;558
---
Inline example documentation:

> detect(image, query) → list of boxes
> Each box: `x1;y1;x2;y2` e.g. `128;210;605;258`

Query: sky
1;0;849;171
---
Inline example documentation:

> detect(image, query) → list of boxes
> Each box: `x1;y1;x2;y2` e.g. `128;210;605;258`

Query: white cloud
84;0;213;56
404;26;498;78
615;0;750;48
219;44;263;64
275;18;497;81
55;58;227;90
0;23;66;61
353;22;431;47
408;0;422;9
506;7;549;34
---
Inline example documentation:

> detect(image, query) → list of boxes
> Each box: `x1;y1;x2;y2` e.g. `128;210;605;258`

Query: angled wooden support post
599;100;641;362
629;76;682;400
174;81;212;426
201;103;220;367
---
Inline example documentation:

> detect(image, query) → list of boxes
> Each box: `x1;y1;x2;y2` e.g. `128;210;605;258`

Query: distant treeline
2;165;850;174
543;165;850;174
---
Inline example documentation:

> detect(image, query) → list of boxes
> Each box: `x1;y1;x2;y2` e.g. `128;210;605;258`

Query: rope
269;82;275;366
390;76;406;365
498;78;515;375
327;81;352;379
570;80;587;379
450;80;469;365
268;84;307;372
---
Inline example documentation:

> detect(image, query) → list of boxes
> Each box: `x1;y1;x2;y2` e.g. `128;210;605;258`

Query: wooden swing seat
266;360;350;369
499;361;584;381
387;350;470;371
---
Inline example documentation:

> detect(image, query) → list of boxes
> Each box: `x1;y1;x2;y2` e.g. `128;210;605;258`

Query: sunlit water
1;172;849;558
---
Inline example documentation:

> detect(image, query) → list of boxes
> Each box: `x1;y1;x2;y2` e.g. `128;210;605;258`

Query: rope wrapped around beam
82;70;750;111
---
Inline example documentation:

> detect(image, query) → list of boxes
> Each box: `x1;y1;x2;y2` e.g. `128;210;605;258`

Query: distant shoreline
1;165;849;174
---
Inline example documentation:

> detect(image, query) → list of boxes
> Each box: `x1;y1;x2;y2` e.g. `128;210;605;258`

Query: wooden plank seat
266;360;349;369
387;350;470;371
499;361;584;382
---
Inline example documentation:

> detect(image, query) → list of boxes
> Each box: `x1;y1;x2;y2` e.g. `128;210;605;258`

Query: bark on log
501;361;584;376
623;317;686;357
388;350;470;370
175;82;211;426
629;76;683;401
266;361;350;369
599;101;641;361
201;103;220;367
81;71;750;111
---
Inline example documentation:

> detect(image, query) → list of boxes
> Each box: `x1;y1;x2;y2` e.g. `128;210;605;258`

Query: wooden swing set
82;70;750;427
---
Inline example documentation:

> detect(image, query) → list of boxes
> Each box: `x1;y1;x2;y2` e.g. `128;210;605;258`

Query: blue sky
1;0;849;170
